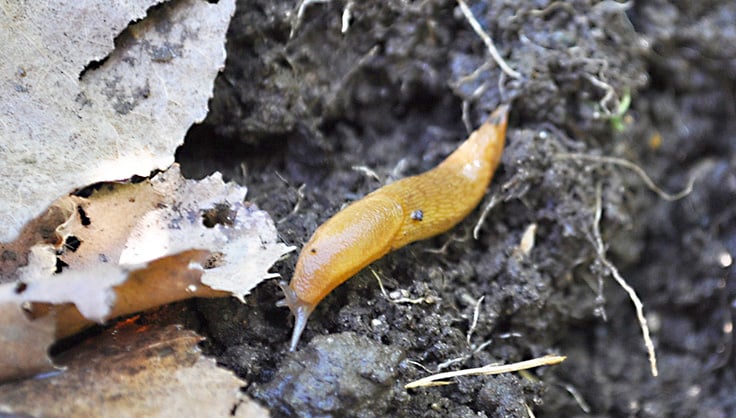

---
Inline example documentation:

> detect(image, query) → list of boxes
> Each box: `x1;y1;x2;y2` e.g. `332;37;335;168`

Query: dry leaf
0;167;294;382
0;302;57;382
57;165;294;299
0;322;269;418
0;0;236;242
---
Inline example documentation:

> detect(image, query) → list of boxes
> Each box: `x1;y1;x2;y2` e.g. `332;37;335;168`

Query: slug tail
278;281;315;351
488;103;510;125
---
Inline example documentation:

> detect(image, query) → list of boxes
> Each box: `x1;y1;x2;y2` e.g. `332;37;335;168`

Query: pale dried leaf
0;0;236;242
58;165;295;298
0;166;293;382
0;323;269;418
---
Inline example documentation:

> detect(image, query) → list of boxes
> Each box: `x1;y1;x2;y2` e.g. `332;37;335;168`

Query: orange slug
279;104;509;350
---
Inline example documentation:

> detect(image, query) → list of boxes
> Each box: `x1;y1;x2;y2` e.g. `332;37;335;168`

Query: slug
279;104;510;350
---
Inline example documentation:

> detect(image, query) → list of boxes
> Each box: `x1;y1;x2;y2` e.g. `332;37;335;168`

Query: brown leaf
0;166;293;382
0;303;56;383
0;322;269;418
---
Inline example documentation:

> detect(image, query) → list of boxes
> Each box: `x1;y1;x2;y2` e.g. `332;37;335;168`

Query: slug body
281;105;509;350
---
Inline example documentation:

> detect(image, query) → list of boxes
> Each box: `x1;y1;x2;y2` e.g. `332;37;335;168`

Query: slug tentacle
281;104;510;350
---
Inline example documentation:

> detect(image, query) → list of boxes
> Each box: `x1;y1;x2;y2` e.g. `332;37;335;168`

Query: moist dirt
176;1;736;416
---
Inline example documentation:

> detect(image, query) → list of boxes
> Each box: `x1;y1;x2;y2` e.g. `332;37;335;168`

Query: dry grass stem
405;354;566;389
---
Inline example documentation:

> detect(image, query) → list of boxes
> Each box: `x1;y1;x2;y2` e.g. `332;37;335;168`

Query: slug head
277;281;315;351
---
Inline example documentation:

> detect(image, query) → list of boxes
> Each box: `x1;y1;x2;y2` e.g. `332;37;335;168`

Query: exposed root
290;0;332;38
473;194;500;239
456;0;522;80
352;165;381;182
371;269;437;305
584;73;618;116
466;295;484;345
341;1;353;33
277;183;306;225
555;153;695;201
435;340;493;372
556;382;592;413
590;182;658;376
510;1;576;22
453;61;493;88
424;230;470;254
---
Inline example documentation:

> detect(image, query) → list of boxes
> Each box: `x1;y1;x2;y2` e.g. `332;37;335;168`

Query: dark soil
176;0;736;416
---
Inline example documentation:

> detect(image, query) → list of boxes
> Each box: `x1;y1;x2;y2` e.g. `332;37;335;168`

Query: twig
456;0;522;80
555;153;695;201
405;354;566;389
590;182;658;376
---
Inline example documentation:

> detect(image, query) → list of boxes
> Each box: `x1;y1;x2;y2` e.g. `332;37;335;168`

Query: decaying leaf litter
0;0;288;414
1;0;735;417
180;0;735;416
0;322;269;418
0;166;292;382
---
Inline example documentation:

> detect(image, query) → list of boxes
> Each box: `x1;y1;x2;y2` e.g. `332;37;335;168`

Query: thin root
584;73;617;116
277;184;306;225
590;182;658;376
456;0;522;80
352;165;382;182
556;153;695;201
341;1;353;33
510;1;576;22
371;269;436;305
473;194;500;239
291;0;331;38
557;382;592;413
424;230;470;254
436;339;493;372
466;295;485;345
